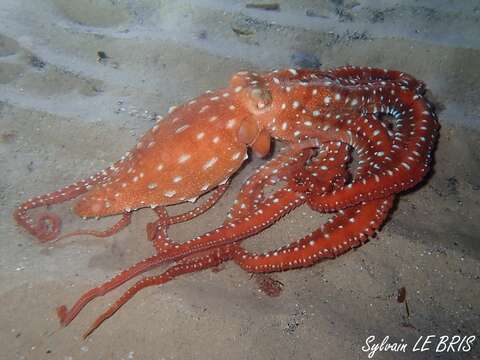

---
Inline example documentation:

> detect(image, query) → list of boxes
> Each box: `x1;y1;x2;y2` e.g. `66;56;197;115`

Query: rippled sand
0;1;479;359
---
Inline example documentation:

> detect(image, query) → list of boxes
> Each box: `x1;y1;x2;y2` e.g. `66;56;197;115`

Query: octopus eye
250;87;272;110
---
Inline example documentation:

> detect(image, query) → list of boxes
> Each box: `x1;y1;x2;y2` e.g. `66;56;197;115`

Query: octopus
14;66;439;337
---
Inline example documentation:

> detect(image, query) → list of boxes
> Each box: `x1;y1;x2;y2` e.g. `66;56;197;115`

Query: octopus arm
14;168;113;241
55;213;132;242
56;145;313;329
228;145;313;219
62;182;307;336
325;66;424;92
82;245;236;338
234;197;393;272
312;89;438;210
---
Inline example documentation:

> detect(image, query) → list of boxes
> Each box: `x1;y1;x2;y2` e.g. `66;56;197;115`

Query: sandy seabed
0;1;479;359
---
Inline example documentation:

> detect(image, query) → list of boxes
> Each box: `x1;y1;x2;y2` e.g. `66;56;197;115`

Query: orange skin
13;66;439;337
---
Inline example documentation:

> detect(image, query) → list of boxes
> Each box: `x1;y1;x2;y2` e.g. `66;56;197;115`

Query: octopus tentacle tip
13;66;438;337
14;211;62;242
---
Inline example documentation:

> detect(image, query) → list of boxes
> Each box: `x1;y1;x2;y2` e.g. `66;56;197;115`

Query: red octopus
14;66;439;337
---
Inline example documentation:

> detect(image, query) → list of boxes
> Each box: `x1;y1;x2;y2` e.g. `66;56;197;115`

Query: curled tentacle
314;88;439;210
14;170;111;241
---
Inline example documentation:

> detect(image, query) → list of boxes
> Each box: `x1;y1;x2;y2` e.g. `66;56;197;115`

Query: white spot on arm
199;105;210;113
232;152;241;160
178;154;191;163
148;182;158;190
226;119;236;128
203;157;218;170
175;125;190;133
164;190;176;198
